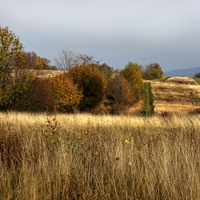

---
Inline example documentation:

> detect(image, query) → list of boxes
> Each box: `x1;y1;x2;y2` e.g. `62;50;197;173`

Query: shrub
14;78;55;112
106;74;135;114
49;74;82;113
95;63;114;79
140;82;154;115
15;74;82;113
143;63;164;80
68;64;107;111
121;62;143;102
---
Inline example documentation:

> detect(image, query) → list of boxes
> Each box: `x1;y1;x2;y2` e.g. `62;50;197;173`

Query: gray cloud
1;0;200;71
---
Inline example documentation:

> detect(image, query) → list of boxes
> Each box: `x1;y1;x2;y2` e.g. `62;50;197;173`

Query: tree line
0;26;164;114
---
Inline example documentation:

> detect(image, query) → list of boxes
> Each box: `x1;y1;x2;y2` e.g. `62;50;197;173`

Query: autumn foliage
49;74;82;113
15;74;82;113
68;64;108;111
0;27;32;110
107;74;135;113
14;78;55;112
121;62;143;102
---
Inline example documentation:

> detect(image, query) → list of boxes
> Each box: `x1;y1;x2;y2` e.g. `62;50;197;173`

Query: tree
68;64;107;111
54;50;78;71
14;78;55;112
107;74;135;114
121;62;143;101
194;72;200;78
23;51;38;69
49;74;82;113
77;53;100;65
143;63;164;80
0;27;32;110
24;51;56;70
96;63;114;79
54;50;100;71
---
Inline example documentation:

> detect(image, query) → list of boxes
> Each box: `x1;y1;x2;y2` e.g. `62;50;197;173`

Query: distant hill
164;66;200;77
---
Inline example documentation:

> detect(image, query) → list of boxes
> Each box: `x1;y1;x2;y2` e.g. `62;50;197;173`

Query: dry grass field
148;76;200;114
31;69;65;79
1;112;200;199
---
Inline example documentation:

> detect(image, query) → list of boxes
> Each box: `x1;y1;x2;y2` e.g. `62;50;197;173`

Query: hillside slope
165;66;200;77
148;77;200;114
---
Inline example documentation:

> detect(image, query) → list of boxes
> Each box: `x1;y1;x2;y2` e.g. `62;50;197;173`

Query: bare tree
77;53;100;65
54;50;78;71
54;50;101;71
23;51;38;69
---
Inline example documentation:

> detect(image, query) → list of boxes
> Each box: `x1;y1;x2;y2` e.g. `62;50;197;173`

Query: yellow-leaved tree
121;62;143;102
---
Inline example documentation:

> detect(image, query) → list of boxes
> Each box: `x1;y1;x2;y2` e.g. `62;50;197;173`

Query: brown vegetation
148;76;200;114
1;112;200;199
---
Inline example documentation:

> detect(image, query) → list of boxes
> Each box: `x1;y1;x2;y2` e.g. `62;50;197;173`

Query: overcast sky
1;0;200;72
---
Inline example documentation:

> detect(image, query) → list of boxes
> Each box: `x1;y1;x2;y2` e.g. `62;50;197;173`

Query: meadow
1;112;200;199
149;76;200;114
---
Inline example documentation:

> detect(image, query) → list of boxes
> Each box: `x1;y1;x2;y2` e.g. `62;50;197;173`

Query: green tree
121;62;143;101
68;64;107;111
140;82;154;115
0;27;32;110
143;63;164;80
96;63;114;79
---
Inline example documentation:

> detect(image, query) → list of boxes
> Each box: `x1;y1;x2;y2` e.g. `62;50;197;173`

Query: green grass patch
193;78;200;84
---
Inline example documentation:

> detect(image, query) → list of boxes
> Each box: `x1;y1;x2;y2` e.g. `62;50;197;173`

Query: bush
143;63;164;80
68;64;107;111
140;82;154;115
95;63;114;79
15;74;82;113
121;62;143;102
106;74;135;114
49;74;82;113
14;78;55;112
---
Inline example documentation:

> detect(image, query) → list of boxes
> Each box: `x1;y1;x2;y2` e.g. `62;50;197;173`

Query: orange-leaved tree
68;64;107;111
49;74;82;113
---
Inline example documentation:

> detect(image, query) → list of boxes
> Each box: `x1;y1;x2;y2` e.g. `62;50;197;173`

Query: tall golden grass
1;112;200;199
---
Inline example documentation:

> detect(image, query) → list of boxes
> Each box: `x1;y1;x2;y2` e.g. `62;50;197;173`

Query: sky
1;0;200;72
